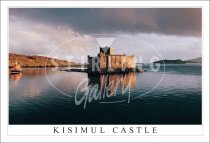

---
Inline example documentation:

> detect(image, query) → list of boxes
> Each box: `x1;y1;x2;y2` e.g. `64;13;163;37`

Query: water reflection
10;73;22;80
21;68;55;77
9;68;58;98
9;68;56;78
88;72;137;96
10;73;22;86
9;66;202;124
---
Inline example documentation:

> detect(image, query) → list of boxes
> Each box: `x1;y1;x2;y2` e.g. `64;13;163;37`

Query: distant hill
9;53;77;68
185;57;202;63
154;59;185;64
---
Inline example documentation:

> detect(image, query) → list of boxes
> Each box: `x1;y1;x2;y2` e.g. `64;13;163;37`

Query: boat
10;61;22;74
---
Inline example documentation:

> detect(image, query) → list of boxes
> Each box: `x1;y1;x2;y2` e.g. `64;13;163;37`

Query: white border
1;1;209;142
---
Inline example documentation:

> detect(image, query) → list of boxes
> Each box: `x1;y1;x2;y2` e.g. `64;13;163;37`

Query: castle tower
100;46;114;55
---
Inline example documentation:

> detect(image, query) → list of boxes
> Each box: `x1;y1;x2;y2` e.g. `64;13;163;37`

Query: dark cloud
9;8;201;36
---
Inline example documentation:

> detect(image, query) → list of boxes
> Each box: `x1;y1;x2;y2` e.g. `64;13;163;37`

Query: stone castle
88;47;136;73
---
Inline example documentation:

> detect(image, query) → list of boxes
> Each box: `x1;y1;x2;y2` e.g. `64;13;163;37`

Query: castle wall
99;53;107;69
87;56;93;70
88;55;100;71
89;47;136;72
124;55;136;69
109;55;136;70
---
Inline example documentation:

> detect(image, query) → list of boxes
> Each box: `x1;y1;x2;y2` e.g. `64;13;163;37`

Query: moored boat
10;61;22;74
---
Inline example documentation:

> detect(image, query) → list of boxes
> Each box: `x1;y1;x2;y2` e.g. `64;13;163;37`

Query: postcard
1;0;209;142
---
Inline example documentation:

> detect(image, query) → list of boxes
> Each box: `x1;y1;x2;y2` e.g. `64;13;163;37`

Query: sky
9;8;202;63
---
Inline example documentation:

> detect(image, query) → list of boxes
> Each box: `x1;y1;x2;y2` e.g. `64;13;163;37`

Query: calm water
9;64;202;124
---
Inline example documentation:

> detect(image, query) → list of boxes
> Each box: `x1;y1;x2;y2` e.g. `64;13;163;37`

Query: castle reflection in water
9;68;137;97
88;72;137;96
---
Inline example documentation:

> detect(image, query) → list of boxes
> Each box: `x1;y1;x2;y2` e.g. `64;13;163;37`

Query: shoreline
8;63;202;68
9;65;86;68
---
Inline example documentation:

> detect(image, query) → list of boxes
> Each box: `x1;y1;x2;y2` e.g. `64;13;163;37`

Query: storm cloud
9;8;202;62
10;8;201;37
